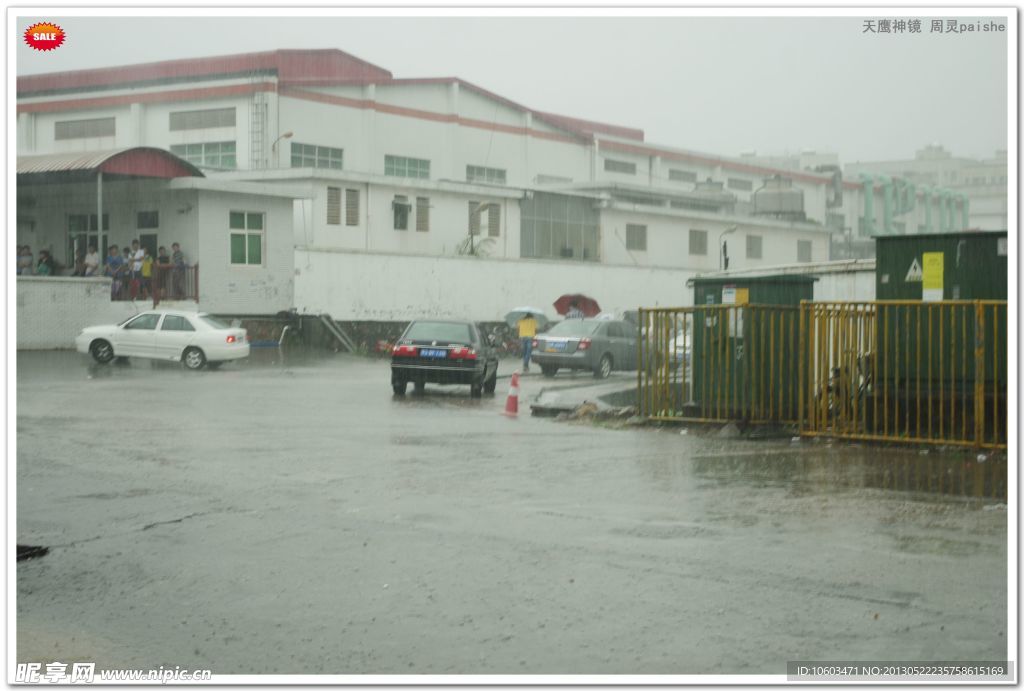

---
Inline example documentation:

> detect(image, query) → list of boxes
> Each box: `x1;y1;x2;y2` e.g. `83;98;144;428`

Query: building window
169;107;235;131
137;211;159;229
520;192;600;262
536;174;573;184
689;229;708;255
393;196;410;231
604;158;637;175
170;142;236;169
345;189;360;226
229;211;264;266
69;214;109;232
327;187;341;226
625;224;647;251
746;234;762;259
487;204;501;238
416;197;430;232
385;155;430;179
797;239;812;263
728;178;753;191
291;143;343;170
467;165;507;185
669;169;697;183
55;117;115;140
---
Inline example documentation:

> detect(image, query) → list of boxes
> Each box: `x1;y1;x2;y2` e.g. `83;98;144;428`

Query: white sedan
75;310;250;370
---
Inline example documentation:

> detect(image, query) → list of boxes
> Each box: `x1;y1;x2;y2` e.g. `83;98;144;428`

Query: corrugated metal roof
17;147;203;178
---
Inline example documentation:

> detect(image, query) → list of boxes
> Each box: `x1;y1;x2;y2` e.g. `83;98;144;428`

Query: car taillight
578;338;592;351
226;335;237;344
392;344;418;357
449;346;477;360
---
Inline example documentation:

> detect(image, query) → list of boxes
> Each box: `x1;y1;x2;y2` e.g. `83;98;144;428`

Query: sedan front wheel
90;339;114;364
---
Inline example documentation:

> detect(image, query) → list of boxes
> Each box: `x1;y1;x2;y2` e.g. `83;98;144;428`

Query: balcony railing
152;264;198;306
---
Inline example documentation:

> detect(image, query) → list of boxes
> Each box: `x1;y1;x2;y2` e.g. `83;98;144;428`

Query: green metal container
875;231;1007;301
873;232;1007;441
691;275;815;421
692;275;817;308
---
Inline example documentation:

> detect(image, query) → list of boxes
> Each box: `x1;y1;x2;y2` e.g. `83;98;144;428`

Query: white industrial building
16;48;961;321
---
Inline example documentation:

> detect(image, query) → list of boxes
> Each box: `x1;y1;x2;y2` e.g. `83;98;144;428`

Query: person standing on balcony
141;248;154;298
105;245;125;299
35;250;55;276
155;247;172;299
171;242;186;298
18;246;34;275
83;244;100;277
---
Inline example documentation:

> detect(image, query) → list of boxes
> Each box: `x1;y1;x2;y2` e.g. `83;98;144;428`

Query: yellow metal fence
637;300;1007;449
800;300;1007;449
637;305;801;423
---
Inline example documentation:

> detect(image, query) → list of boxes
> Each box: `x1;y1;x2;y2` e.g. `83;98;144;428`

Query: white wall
17;277;146;349
193;190;294;314
293;249;697;321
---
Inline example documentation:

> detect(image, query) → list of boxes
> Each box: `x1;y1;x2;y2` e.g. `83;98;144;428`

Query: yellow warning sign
735;288;749;305
922;252;944;302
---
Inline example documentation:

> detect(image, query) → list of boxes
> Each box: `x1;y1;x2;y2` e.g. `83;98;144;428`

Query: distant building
845;144;1007;231
18;49;981;317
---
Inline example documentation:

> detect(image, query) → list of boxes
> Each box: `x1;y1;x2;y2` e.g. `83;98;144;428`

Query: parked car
390;320;499;397
531;318;637;378
75;310;249;370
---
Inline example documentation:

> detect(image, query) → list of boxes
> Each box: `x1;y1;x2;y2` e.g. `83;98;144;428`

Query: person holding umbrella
517;313;538;372
566;300;584;319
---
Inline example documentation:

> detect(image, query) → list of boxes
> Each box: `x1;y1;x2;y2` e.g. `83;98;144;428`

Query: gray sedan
531;319;638;378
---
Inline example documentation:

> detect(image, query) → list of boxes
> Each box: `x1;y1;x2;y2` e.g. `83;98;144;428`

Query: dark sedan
531;318;638;378
390;320;499;397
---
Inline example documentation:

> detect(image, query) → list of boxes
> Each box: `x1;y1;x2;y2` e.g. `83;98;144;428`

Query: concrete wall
194;189;294;314
17;277;147;349
293;248;697;321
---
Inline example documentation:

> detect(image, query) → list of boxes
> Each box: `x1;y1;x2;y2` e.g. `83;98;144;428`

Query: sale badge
24;22;65;51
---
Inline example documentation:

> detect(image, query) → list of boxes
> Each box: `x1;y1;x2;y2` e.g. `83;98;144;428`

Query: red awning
17;147;204;179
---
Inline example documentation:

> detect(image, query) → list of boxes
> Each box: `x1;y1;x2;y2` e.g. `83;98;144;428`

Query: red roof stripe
17;49;392;95
18;82;275;114
599;139;835;186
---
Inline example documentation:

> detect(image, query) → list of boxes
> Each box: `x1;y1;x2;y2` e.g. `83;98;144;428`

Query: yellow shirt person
518;316;538;372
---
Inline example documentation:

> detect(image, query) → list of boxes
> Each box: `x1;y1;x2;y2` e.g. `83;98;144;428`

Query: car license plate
547;341;566;352
419;348;447;359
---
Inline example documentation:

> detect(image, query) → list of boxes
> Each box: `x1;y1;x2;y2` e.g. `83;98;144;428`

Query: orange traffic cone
503;371;520;416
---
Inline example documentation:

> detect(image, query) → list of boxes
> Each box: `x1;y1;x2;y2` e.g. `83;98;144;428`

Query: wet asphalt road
16;351;1008;675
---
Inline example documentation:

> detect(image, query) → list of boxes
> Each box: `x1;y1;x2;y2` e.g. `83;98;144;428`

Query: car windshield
404;322;473;343
546;320;599;337
199;315;231;330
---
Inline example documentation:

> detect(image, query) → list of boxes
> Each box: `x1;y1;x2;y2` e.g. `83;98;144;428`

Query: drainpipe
858;174;875;236
877;174;893;235
922;186;933;233
959;193;970;230
939;189;951;232
96;172;104;256
905;182;916;213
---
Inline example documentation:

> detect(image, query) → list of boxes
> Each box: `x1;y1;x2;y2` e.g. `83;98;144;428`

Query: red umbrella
553;293;601;317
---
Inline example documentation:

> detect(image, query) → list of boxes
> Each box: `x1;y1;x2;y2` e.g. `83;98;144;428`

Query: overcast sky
15;12;1012;164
